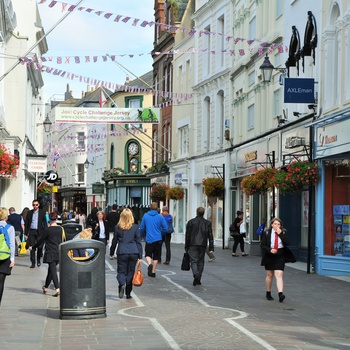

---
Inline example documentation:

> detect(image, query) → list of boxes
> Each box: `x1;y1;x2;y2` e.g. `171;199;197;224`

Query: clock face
128;142;139;155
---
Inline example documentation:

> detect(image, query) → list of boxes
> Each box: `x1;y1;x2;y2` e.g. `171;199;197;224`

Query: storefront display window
324;161;350;257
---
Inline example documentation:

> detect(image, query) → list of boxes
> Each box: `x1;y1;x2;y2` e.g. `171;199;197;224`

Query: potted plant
0;144;20;178
150;183;169;202
37;182;53;196
275;161;320;195
241;168;276;196
166;186;184;200
203;177;224;198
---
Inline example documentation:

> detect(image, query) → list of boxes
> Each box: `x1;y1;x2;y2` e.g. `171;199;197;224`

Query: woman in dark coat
260;217;296;303
231;210;248;257
86;207;99;238
29;212;63;297
110;208;142;299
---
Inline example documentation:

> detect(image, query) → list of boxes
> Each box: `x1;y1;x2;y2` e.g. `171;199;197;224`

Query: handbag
20;234;27;255
181;252;190;271
240;222;246;234
132;260;144;287
61;227;66;242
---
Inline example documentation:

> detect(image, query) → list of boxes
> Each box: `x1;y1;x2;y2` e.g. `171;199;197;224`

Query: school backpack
0;224;11;260
167;220;174;234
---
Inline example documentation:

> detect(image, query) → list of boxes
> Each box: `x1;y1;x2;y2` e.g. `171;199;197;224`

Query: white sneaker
109;256;114;260
208;257;216;262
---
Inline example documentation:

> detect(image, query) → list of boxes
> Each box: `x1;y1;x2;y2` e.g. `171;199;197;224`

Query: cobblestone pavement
1;243;350;350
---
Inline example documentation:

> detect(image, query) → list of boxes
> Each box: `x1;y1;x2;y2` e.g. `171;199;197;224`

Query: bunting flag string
22;44;287;66
22;61;194;105
38;0;281;46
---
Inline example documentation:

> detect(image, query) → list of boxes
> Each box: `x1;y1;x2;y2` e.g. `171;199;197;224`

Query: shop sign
244;151;257;163
315;117;350;158
28;158;47;173
92;183;105;194
284;78;315;103
175;173;182;185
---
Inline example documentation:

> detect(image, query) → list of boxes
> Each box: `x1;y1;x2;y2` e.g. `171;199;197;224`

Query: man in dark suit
24;199;48;268
7;207;24;256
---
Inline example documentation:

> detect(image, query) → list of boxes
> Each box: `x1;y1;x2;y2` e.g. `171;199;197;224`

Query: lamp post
259;54;288;83
43;116;52;133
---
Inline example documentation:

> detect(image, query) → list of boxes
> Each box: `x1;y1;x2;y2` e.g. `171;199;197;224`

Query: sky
37;0;155;102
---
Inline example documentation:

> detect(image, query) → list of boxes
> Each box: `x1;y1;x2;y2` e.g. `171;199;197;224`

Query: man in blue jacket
140;202;168;278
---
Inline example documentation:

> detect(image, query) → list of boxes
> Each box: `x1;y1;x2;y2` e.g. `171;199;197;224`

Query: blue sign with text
284;78;315;103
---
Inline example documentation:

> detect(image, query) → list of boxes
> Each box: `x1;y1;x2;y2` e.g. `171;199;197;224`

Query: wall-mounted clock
128;142;139;155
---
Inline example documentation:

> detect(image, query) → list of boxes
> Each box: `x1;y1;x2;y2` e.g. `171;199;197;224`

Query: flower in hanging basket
37;182;53;196
0;144;20;178
166;186;184;200
150;183;169;202
203;177;224;198
275;161;320;195
241;168;277;196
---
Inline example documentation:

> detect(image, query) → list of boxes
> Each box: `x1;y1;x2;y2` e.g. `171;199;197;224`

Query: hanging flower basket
166;186;184;200
203;178;224;198
0;144;20;178
241;168;277;196
150;183;169;202
275;161;320;195
37;182;53;196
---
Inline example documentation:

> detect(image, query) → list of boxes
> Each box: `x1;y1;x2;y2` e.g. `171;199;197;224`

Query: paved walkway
1;243;350;350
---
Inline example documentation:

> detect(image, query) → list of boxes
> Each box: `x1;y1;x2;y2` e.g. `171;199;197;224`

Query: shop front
313;111;350;276
105;175;151;223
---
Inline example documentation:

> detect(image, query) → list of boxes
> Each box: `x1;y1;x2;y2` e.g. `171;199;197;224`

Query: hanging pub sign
284;78;315;103
55;107;160;124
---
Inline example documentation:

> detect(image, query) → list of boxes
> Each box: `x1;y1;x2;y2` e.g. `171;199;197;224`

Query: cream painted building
0;0;48;210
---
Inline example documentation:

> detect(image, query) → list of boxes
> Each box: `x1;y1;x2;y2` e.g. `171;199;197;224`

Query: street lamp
259;54;288;83
43;115;52;133
84;158;94;169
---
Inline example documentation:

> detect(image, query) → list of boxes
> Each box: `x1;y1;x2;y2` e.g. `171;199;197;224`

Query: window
248;104;255;130
217;16;225;68
110;143;114;169
248;71;255;86
125;97;142;129
274;89;281;118
276;0;283;18
203;25;211;76
76;132;85;151
76;163;84;183
204;97;211;151
217;91;224;148
249;17;256;42
179;125;189;157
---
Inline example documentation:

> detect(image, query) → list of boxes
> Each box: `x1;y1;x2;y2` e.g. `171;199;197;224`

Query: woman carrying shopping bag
110;208;142;299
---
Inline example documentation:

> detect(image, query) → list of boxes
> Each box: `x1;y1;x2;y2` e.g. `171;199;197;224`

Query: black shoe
279;293;285;303
118;285;125;299
30;264;35;268
193;277;201;286
126;295;132;299
37;262;41;267
266;292;274;301
147;264;153;277
150;273;156;278
163;261;169;265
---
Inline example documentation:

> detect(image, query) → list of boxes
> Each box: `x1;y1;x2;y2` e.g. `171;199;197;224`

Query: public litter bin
59;239;106;320
61;222;83;241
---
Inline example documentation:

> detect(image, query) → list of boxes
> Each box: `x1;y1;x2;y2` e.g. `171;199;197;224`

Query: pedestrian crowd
0;200;295;306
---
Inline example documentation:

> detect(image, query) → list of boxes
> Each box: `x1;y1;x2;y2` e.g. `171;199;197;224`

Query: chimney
125;76;130;84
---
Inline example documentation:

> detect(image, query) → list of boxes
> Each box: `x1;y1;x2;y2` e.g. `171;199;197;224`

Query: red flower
0;144;20;178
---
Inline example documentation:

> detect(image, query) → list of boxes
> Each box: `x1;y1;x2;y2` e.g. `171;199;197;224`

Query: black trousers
28;230;43;263
161;233;172;262
188;245;206;280
232;235;245;253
